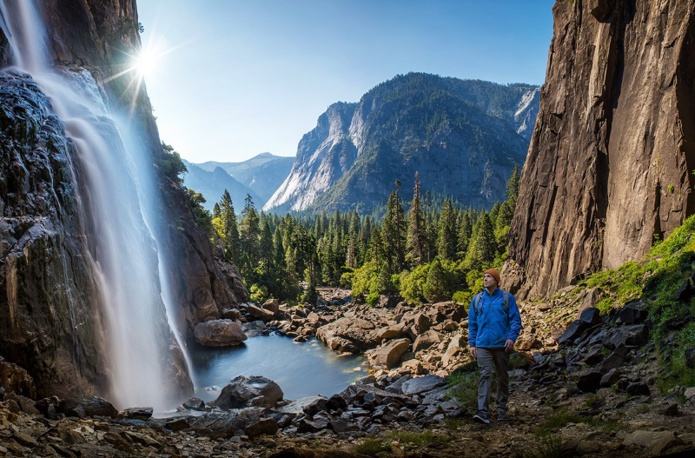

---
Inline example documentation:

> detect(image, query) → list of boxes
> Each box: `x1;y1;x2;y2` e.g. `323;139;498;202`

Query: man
468;268;522;424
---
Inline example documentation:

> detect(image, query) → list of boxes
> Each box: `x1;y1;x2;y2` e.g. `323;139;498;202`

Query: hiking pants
476;347;509;417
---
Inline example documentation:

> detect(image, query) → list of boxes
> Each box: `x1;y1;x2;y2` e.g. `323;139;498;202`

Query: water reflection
188;334;367;401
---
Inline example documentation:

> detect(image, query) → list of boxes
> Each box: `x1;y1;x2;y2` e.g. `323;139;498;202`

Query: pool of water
187;334;368;402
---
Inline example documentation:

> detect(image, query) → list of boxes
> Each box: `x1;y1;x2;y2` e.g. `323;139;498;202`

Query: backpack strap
474;292;483;315
475;290;510;315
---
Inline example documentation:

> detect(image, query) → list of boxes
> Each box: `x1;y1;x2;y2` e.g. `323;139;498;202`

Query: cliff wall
507;0;695;299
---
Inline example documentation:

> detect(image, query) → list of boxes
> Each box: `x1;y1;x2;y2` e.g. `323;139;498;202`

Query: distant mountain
263;73;540;215
196;153;294;204
182;161;261;212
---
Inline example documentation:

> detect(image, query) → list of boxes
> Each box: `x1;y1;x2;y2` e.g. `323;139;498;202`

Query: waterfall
0;1;192;411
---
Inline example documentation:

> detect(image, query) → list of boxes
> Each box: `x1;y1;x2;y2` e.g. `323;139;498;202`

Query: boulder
193;319;247;347
120;407;153;420
602;324;649;348
375;323;407;341
246;304;275;321
262;298;280;314
211;375;283;410
368;338;411;369
187;409;264;438
58;396;118;418
401;375;447;396
412;329;442;352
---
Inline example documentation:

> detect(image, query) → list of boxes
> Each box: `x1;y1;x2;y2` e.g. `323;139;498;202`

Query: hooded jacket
468;288;522;348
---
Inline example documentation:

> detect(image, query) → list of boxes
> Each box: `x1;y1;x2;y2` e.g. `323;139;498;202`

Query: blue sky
136;0;555;163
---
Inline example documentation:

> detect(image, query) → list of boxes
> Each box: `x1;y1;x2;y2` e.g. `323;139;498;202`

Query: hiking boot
497;411;509;421
473;413;491;425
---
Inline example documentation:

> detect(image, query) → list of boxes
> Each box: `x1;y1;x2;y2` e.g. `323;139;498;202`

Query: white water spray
0;0;191;410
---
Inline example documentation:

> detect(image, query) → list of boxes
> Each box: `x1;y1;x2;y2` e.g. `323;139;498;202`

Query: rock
623;430;684;456
685;347;695;368
211;375;283;410
188;409;264;438
0;359;36;399
247;304;276;321
441;335;466;368
602;324;649;348
558;320;589;345
401;375;447;396
578;307;601;325
262;298;280;314
597;344;629;372
183;397;206;411
412;329;442;352
58;396;118;418
615;300;648;325
244;418;279;437
221;308;242;320
326;394;348;412
120;407;153;420
367;338;411;369
599;368;620;387
577;371;603;393
124;431;162;447
193;319;247;346
375;323;407;341
626;382;650;396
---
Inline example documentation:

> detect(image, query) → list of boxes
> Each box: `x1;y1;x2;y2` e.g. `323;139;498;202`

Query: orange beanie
484;268;501;285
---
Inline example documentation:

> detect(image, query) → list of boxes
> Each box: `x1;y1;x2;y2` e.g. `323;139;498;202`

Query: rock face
507;0;695;299
264;73;539;214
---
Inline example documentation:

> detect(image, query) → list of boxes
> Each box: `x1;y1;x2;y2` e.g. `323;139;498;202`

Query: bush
249;284;268;303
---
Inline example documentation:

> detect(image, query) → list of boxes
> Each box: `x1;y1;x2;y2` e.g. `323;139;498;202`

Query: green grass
352;437;391;456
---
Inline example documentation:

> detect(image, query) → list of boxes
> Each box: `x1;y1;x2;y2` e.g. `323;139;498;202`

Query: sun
132;43;162;80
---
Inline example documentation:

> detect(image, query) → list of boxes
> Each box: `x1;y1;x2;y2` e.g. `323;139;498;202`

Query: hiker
468;268;522;424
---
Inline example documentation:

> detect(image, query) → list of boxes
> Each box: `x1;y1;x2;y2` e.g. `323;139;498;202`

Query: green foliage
514;434;563;458
400;264;430;303
157;143;187;185
446;367;478;410
352;437;391;456
249;283;268;303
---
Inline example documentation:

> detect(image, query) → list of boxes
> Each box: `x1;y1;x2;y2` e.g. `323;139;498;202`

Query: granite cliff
507;0;695;299
264;73;539;215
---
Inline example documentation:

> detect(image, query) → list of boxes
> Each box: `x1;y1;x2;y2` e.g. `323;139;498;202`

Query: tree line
194;167;520;306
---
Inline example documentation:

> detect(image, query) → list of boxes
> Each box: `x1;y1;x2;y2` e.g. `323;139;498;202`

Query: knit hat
484;268;501;285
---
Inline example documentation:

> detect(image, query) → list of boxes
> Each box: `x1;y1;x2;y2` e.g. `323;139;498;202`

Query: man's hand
504;339;515;352
469;346;477;359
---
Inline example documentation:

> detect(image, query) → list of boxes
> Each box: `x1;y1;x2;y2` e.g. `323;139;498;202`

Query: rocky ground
1;287;695;457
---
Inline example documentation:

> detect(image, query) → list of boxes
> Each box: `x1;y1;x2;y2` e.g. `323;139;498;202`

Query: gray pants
476;347;510;417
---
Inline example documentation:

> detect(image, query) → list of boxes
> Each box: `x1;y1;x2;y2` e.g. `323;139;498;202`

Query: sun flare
133;46;158;78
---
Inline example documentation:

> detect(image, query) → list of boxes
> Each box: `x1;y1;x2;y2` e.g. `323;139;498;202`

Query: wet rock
194;319;247;346
120;407;153;420
58;395;118;418
183;397;206;411
211;375;283;409
187;409;264;438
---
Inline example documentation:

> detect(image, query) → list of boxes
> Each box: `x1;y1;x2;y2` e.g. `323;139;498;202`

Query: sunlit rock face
0;0;247;406
264;73;538;215
506;0;695;300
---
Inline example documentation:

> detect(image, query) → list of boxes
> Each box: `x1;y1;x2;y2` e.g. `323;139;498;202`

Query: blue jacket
468;288;522;349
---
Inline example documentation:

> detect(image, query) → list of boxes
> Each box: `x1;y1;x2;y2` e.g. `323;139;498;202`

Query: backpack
474;290;509;316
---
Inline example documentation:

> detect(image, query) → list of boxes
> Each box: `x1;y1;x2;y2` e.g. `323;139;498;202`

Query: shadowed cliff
506;0;695;300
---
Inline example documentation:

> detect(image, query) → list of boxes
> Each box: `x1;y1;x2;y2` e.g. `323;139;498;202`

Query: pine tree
219;189;240;263
381;182;406;276
239;194;260;278
436;198;457;260
506;165;520;202
457;210;473;258
346;210;360;269
406;172;425;267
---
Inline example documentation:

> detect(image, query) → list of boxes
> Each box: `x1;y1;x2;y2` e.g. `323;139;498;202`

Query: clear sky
135;0;555;164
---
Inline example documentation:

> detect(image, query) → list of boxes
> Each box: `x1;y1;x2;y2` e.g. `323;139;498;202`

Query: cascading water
0;0;192;411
